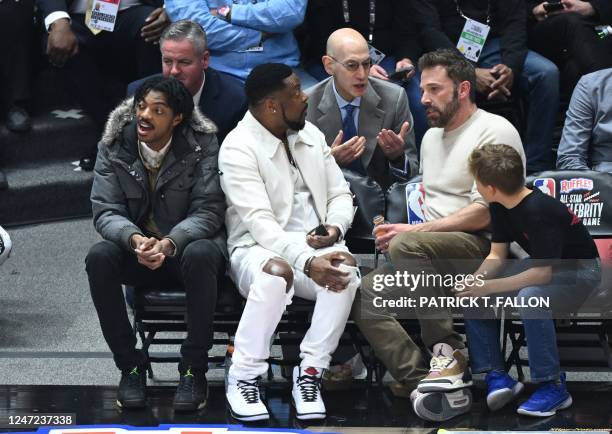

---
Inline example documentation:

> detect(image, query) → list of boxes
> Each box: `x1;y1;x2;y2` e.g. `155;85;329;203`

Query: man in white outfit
219;63;360;422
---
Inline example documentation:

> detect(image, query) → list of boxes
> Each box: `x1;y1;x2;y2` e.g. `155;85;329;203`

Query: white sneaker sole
517;395;573;417
226;398;270;422
291;397;326;420
418;375;473;393
295;412;327;420
412;389;472;422
487;382;524;411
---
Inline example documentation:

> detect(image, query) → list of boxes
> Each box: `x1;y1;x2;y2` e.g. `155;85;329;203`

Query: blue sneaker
517;373;572;417
485;370;524;411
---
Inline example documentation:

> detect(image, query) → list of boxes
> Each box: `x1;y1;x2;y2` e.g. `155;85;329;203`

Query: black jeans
86;239;225;371
528;13;612;93
0;0;34;110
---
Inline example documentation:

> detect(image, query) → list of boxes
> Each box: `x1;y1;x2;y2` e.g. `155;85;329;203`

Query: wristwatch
218;5;232;22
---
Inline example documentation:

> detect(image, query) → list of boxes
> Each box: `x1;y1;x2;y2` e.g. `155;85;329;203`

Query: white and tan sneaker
417;343;473;393
411;388;473;422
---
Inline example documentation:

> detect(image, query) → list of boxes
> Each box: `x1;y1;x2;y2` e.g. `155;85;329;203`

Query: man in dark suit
128;20;248;145
305;28;419;190
37;0;168;170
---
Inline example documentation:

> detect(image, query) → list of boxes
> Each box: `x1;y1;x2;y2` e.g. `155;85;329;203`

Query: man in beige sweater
353;49;526;422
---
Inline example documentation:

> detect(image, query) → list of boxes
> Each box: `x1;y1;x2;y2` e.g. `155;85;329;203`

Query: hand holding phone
308;224;329;237
307;224;340;249
543;1;564;13
389;66;415;82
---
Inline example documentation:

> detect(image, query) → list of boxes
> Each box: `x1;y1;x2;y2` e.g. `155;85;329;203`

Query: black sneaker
173;367;208;412
117;366;147;408
6;105;31;133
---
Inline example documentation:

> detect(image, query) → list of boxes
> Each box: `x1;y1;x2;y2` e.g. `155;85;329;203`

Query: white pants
228;243;360;380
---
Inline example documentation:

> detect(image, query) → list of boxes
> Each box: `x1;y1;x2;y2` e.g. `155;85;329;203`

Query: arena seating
127;170;611;384
127;277;372;381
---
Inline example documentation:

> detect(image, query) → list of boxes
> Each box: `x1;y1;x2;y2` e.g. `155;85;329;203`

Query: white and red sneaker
292;366;326;420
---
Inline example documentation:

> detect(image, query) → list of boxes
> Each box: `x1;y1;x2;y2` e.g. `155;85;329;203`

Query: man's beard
282;105;306;131
426;89;460;128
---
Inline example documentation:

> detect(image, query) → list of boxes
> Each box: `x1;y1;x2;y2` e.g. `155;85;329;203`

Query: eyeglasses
329;56;373;72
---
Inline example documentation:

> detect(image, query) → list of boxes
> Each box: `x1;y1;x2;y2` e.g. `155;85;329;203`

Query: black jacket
412;0;528;76
304;0;422;64
90;97;227;259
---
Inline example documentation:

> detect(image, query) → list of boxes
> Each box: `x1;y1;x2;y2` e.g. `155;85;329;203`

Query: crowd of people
2;0;612;178
1;0;610;426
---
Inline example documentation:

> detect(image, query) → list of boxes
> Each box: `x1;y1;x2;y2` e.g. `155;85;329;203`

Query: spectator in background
412;0;559;173
303;0;428;147
128;20;247;144
352;49;526;422
557;67;612;172
306;29;419;190
87;77;226;411
36;0;169;170
0;0;34;133
164;0;317;88
527;0;612;94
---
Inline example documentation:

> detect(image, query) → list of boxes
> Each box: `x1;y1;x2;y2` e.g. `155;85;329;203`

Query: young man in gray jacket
86;76;226;412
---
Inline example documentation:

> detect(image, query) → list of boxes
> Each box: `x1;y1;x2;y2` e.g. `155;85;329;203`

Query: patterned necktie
85;0;103;35
342;104;366;174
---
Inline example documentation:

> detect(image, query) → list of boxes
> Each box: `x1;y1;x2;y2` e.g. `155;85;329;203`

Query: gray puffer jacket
90;97;227;259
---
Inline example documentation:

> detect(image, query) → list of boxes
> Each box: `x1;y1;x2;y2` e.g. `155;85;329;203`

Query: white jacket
219;111;354;271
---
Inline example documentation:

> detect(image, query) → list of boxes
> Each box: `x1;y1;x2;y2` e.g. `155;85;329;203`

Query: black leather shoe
173;366;208;412
79;156;95;171
6;106;31;133
0;170;7;191
116;366;147;408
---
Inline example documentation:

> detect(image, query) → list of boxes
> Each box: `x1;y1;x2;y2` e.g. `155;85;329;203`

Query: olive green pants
352;231;490;390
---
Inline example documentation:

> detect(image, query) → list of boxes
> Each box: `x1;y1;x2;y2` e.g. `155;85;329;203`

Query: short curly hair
133;76;194;125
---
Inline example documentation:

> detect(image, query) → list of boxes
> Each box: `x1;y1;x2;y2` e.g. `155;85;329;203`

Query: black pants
0;0;34;111
528;13;612;93
86;239;225;372
44;7;161;148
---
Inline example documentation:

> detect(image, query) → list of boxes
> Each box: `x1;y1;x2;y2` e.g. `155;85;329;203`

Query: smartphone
389;66;415;82
543;1;564;13
308;224;329;237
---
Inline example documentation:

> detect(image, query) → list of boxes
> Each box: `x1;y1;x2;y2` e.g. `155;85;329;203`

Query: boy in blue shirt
456;144;601;417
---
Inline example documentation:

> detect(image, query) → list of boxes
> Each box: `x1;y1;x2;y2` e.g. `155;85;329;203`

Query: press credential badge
87;0;120;32
457;18;490;62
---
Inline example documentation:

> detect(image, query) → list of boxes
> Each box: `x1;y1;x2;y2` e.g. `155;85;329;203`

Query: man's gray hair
160;20;208;55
